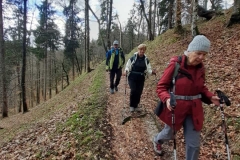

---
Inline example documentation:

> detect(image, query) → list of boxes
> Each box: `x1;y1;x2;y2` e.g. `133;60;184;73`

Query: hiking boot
134;107;142;112
110;88;114;94
114;86;118;92
130;107;135;112
152;137;163;155
138;104;143;108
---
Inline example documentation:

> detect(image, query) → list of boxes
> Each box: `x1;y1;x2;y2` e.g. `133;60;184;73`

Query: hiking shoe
134;107;142;112
152;137;163;155
110;88;114;94
130;107;135;112
114;86;118;91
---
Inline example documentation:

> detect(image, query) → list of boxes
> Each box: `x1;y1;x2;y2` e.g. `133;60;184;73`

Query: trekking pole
215;90;231;160
124;73;128;109
154;74;158;84
121;73;131;125
170;92;177;160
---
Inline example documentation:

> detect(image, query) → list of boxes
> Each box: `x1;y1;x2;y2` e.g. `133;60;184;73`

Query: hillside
0;15;239;160
139;16;240;159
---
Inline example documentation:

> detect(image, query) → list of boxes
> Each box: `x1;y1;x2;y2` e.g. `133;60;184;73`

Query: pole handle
170;92;177;108
215;90;231;106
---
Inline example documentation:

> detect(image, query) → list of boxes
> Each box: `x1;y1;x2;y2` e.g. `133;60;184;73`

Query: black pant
110;69;122;89
128;78;145;108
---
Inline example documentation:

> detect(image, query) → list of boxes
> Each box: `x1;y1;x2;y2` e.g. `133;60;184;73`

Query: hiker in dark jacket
106;40;125;94
124;44;156;112
152;35;220;159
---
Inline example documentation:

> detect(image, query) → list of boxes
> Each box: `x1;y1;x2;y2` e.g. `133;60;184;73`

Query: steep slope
106;16;240;160
0;64;114;159
0;15;239;160
136;16;240;159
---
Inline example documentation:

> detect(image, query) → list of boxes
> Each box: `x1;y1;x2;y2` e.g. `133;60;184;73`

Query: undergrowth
58;63;111;159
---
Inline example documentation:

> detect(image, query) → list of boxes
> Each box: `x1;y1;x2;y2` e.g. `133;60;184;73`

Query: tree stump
197;5;216;20
227;12;240;27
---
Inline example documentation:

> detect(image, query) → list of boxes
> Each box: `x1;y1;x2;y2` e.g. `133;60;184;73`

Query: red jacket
157;55;214;131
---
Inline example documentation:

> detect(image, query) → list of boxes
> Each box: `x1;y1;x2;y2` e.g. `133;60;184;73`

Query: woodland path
105;73;175;160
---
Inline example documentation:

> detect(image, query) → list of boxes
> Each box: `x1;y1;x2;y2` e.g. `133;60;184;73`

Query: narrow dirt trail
106;73;174;160
105;71;232;160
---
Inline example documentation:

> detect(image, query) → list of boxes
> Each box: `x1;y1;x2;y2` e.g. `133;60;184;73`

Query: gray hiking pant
154;115;200;160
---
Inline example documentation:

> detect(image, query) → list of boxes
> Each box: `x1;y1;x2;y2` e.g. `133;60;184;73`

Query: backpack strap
172;56;182;78
130;54;149;74
173;63;180;79
172;56;182;93
130;54;149;65
130;54;137;68
145;57;149;66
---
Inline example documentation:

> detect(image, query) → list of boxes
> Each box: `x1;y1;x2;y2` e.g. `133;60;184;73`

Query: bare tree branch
88;4;107;52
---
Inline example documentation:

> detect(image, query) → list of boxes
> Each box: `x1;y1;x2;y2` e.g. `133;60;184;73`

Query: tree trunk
16;14;22;112
142;16;147;41
203;0;208;9
157;6;161;35
234;0;240;14
149;0;152;37
61;62;63;91
22;0;28;113
116;15;122;47
70;2;75;80
41;61;44;97
107;0;113;49
62;62;69;87
72;57;75;80
153;0;157;37
49;52;52;99
44;51;47;101
16;65;22;112
227;0;240;27
192;0;200;37
139;0;154;40
85;2;87;72
75;51;81;75
0;0;8;117
53;53;58;94
80;54;83;75
85;0;90;72
36;60;40;104
88;5;107;52
174;0;183;33
168;0;174;29
130;27;134;50
137;10;143;41
209;0;216;10
30;53;34;108
44;0;48;101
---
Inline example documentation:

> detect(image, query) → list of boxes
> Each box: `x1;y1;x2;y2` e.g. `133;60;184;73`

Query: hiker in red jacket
152;35;220;160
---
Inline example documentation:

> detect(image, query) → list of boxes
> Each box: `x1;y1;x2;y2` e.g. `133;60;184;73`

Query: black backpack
129;54;149;72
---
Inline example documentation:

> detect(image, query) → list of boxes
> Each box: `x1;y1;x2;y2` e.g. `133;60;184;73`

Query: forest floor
0;15;240;160
0;71;96;159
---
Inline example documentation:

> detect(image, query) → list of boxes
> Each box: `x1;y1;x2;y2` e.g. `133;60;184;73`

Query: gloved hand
211;96;220;106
